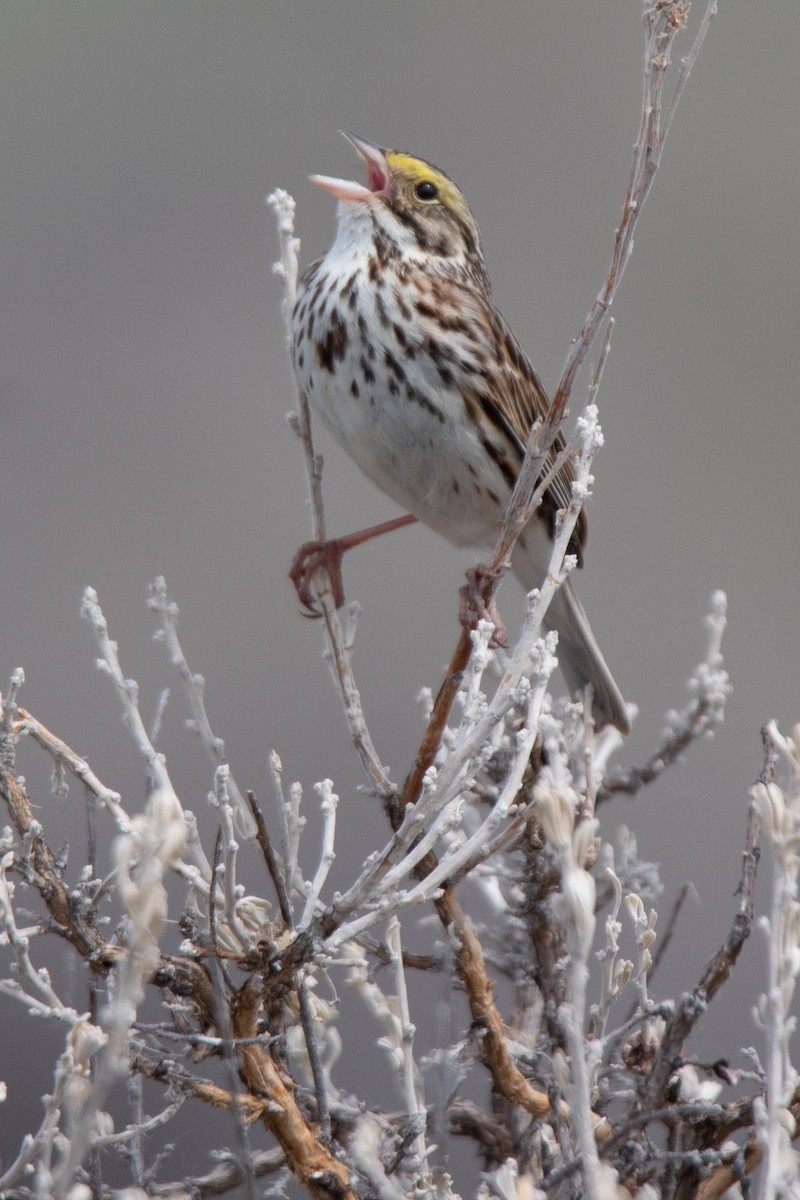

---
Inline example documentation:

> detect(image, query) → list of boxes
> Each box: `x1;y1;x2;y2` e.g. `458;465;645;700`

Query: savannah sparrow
291;133;629;734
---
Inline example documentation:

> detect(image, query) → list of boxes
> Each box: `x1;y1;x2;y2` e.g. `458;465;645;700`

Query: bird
290;132;629;734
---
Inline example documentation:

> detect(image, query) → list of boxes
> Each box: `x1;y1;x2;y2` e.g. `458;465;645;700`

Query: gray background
2;0;799;1189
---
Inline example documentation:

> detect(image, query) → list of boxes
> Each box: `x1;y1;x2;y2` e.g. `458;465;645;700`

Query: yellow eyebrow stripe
386;152;469;219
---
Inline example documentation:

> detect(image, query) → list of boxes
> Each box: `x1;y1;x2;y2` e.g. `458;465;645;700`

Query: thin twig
81;587;185;815
211;766;252;951
297;974;332;1140
299;779;339;931
133;1022;282;1049
270;750;307;904
1;668;25;737
387;916;427;1170
599;591;729;802
148;576;256;837
249;787;333;1144
207;834;257;1200
647;881;691;987
646;798;761;1108
247;789;293;926
14;705;130;831
209;830;235;993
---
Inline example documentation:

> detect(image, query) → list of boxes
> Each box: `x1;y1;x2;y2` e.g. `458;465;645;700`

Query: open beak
311;131;389;202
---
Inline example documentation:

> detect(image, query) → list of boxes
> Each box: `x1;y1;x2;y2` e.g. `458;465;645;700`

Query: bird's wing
470;292;587;564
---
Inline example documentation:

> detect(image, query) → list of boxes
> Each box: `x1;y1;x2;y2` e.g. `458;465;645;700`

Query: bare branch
599;591;730;801
148;576;256;837
13;707;130;831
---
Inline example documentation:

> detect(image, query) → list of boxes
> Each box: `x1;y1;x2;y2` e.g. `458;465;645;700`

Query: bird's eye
415;180;439;201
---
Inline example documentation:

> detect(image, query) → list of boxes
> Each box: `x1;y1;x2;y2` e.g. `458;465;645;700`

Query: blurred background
1;0;798;1191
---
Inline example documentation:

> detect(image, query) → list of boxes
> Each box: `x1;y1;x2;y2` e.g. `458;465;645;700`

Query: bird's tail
543;576;630;734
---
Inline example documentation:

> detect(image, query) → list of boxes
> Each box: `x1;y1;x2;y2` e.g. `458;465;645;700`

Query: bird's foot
289;538;348;615
289;513;419;615
459;564;508;648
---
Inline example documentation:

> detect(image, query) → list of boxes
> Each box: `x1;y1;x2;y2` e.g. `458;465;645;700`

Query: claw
289;539;347;615
459;564;508;648
289;513;418;618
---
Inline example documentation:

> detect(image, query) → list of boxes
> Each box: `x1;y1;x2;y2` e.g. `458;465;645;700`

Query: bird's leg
290;513;418;615
459;564;508;649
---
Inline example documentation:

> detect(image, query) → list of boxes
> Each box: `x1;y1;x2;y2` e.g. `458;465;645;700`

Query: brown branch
246;792;331;1138
693;1139;761;1200
134;1057;270;1120
382;684;565;1124
231;979;357;1200
688;1080;800;1198
394;627;474;820
440;888;562;1121
0;759;120;967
